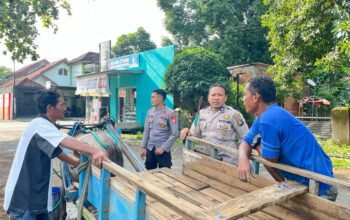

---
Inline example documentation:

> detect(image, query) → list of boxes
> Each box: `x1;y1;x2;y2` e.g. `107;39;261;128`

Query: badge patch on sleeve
171;114;177;123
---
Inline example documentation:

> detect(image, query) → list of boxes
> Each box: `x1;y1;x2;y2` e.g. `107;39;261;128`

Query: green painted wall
110;45;175;126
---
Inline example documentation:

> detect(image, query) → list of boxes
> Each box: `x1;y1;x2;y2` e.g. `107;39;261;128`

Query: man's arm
140;111;150;159
57;152;80;167
60;137;109;167
238;141;253;182
255;145;285;182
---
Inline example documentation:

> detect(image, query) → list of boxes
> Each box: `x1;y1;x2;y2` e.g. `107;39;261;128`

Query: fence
296;117;332;139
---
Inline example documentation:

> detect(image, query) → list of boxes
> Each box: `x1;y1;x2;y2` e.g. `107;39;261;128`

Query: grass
318;138;350;169
121;131;143;140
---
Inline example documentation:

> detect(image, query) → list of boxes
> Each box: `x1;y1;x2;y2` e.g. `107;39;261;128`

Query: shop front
76;45;175;130
108;45;175;130
75;72;110;123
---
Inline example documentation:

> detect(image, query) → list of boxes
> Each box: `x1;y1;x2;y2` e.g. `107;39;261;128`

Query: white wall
71;63;83;87
43;62;71;87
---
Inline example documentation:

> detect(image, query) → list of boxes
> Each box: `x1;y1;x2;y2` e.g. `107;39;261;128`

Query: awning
76;73;110;97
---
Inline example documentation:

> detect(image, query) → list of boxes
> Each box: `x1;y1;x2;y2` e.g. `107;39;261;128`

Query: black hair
247;76;276;103
37;88;61;114
209;84;226;95
152;89;166;101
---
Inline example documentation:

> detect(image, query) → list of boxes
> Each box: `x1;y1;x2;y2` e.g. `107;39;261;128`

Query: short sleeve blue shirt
243;104;334;195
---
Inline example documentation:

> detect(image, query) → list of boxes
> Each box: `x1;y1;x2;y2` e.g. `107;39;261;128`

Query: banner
76;73;110;97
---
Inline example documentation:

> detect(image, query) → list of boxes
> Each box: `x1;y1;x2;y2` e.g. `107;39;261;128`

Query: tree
262;0;350;106
165;47;231;113
0;0;71;62
157;0;272;66
0;66;12;83
112;27;157;57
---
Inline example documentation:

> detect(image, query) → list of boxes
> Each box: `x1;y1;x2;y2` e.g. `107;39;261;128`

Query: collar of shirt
38;113;60;128
208;105;226;113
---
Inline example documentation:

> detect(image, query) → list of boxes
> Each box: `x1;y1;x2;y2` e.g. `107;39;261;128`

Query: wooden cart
77;136;350;219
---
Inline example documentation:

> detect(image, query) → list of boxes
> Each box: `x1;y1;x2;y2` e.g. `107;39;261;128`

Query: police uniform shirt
189;105;249;164
141;106;179;152
3;115;68;215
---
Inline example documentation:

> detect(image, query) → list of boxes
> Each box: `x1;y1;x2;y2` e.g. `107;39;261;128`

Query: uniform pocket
158;118;168;129
217;122;231;140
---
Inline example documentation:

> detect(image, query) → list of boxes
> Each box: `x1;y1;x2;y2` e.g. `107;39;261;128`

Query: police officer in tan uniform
140;89;179;170
180;84;248;166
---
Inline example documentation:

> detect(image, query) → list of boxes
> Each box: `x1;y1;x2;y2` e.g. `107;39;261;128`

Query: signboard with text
108;54;139;70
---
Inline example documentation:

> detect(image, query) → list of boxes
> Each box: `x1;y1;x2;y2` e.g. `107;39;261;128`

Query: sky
0;0;169;70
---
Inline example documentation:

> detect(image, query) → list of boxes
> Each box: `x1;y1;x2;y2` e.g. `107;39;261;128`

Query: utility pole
12;59;16;119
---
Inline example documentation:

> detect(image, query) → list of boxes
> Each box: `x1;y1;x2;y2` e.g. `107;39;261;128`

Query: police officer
140;89;179;170
180;84;249;166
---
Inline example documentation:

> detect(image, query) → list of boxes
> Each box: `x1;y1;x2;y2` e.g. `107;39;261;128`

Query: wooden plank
185;160;261;192
151;172;218;209
280;194;346;220
103;161;207;219
183;167;247;197
308;178;319;195
111;176;183;219
183;167;304;220
183;151;344;219
187;137;350;191
153;172;194;192
183;149;273;188
251;155;350;191
200;188;232;203
204;181;308;219
137;172;173;188
159;167;209;190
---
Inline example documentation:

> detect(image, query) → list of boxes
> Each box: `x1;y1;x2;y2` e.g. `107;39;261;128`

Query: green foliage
112;27;157;57
228;83;255;126
160;36;174;47
318;138;350;168
262;0;350;106
165;47;231;114
0;0;71;62
0;66;12;83
157;0;272;66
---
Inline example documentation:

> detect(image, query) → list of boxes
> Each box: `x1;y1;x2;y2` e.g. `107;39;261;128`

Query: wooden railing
185;136;350;195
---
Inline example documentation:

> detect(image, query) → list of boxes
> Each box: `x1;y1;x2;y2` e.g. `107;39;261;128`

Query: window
58;68;68;76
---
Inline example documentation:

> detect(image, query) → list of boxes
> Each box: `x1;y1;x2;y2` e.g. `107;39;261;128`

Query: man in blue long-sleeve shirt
238;76;337;201
140;89;179;170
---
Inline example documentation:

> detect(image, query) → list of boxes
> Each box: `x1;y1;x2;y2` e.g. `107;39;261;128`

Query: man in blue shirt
238;76;337;201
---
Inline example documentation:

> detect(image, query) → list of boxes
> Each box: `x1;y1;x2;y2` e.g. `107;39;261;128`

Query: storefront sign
108;54;139;70
76;73;110;96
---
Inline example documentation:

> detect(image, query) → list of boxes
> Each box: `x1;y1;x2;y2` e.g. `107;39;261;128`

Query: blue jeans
9;210;51;220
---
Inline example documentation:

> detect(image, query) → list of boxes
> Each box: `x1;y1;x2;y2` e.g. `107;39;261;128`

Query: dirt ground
0;119;349;219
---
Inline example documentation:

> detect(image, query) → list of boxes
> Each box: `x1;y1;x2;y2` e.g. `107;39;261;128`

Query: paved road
0;119;349;219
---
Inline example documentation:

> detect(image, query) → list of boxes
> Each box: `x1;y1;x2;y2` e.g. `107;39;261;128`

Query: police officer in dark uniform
140;89;179;170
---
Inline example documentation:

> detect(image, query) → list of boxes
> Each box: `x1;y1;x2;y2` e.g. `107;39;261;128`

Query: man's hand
91;150;110;167
180;128;190;140
140;148;147;160
238;155;253;183
155;147;165;155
